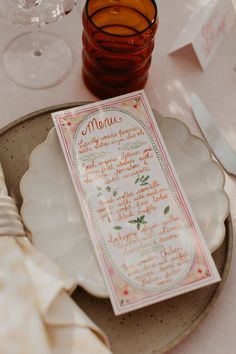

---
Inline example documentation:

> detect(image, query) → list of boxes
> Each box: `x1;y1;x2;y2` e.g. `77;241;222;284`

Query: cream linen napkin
0;163;111;354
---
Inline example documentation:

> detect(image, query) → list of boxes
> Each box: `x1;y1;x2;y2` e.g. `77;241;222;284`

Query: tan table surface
0;1;235;353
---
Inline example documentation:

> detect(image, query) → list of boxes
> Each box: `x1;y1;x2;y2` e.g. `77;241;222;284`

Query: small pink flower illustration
123;288;129;296
192;263;211;279
112;276;132;305
119;286;131;306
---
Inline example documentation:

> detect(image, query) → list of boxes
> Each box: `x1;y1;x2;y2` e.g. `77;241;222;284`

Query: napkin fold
0;163;111;354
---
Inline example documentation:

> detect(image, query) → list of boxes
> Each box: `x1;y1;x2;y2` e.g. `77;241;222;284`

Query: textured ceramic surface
0;103;232;354
20;111;229;298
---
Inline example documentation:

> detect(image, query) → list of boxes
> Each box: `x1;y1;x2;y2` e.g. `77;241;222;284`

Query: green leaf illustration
164;206;170;215
119;141;146;151
80;151;107;162
113;226;122;230
106;186;111;192
129;216;147;230
142;176;150;182
113;191;118;196
135;175;150;186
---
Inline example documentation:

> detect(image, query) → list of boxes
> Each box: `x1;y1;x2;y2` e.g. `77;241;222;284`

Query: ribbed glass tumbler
82;0;158;98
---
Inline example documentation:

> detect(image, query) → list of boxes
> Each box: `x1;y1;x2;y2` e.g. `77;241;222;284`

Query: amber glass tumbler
82;0;158;98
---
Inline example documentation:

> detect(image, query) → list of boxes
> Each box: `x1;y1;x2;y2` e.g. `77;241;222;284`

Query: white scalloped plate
20;111;230;298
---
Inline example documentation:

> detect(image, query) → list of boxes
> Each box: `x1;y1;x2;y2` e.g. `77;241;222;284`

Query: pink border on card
53;91;217;314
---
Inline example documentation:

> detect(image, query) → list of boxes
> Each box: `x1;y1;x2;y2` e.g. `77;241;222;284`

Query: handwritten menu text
53;91;219;315
73;108;194;292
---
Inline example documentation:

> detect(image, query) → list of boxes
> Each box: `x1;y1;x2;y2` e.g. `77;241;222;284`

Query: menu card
52;91;220;315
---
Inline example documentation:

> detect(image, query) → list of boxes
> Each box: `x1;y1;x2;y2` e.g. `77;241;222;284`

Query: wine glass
0;0;77;88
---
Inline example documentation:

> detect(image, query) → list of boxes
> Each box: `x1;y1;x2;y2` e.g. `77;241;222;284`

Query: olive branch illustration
113;207;170;231
128;215;147;230
113;215;147;231
97;185;118;197
135;175;149;186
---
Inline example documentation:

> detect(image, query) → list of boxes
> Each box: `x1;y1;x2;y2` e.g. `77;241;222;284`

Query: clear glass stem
32;24;42;56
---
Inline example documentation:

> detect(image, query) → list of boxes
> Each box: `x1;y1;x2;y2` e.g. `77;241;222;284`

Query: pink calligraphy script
201;9;226;57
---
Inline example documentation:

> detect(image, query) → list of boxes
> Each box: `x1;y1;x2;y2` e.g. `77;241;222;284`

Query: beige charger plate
0;103;233;354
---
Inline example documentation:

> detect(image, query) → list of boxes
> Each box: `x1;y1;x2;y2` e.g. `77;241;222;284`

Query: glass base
3;32;73;89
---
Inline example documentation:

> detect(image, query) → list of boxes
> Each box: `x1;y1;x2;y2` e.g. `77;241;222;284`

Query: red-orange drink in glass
82;0;158;98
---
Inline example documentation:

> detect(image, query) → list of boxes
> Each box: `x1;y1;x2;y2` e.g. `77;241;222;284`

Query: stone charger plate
0;103;233;354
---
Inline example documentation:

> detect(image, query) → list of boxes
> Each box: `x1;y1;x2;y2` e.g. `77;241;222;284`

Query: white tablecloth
0;1;235;353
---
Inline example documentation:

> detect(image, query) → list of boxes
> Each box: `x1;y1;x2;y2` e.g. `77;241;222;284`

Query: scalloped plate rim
20;112;230;298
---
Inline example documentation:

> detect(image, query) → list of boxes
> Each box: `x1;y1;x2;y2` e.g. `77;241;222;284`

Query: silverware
190;93;236;176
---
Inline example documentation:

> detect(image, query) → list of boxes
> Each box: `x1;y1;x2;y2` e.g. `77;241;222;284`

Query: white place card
169;0;236;70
